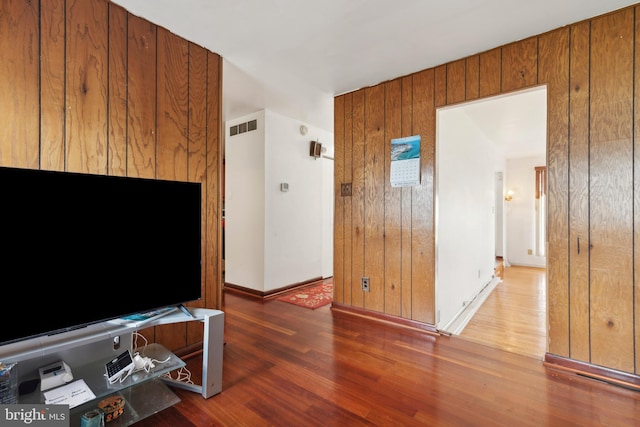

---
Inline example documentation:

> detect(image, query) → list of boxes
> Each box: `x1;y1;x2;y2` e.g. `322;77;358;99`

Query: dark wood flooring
134;287;640;426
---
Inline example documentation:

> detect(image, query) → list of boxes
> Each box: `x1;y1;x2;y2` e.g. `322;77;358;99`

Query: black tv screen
0;166;202;346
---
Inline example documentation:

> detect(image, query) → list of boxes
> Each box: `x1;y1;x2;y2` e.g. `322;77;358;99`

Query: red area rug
277;282;333;309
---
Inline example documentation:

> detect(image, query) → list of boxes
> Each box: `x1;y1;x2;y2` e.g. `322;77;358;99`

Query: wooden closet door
588;8;634;373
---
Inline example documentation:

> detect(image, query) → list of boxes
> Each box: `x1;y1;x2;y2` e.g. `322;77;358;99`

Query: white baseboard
438;276;502;335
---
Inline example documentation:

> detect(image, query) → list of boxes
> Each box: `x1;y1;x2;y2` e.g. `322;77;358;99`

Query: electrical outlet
341;183;352;197
361;277;370;292
528;249;533;255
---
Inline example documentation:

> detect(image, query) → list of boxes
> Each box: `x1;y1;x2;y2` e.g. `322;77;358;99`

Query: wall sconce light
504;190;514;202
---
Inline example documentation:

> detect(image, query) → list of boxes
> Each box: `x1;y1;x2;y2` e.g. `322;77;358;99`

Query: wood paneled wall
0;0;223;352
334;4;640;376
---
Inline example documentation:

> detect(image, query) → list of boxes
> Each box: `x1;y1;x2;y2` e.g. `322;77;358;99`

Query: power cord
105;364;135;385
131;352;171;373
131;331;194;385
131;332;170;373
162;366;194;385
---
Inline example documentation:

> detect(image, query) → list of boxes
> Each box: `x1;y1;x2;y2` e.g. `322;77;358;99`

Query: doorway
434;86;547;358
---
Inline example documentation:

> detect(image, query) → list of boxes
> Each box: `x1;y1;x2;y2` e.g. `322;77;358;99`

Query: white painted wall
505;156;546;268
436;107;505;329
225;111;266;290
435;87;546;330
225;109;333;292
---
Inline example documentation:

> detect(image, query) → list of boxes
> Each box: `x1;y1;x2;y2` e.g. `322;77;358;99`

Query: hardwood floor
135;283;639;426
458;265;546;360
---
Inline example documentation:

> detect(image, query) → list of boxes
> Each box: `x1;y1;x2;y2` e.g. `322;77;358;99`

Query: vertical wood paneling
332;2;640;378
334;95;345;304
344;93;354;306
144;28;191;348
187;44;208;186
127;15;156;179
351;90;366;308
411;69;435;323
635;5;640;375
434;65;447;107
539;27;570;358
156;28;189;181
465;56;480;100
107;4;128;177
501;37;538;92
479;48;501;98
156;26;191;346
185;42;208;346
206;52;222;311
384;80;403;316
400;76;413;318
567;22;591;362
6;0;640;377
447;59;466;105
1;0;224;352
65;0;108;174
156;28;188;181
188;43;208;308
40;0;66;171
0;0;39;168
364;85;386;312
589;9;634;373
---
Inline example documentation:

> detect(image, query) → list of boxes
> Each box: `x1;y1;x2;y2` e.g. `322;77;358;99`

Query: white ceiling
111;0;635;155
440;86;547;159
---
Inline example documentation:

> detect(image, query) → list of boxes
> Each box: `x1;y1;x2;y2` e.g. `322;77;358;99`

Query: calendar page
390;135;420;187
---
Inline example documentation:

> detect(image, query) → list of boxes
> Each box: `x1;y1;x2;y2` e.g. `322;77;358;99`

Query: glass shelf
70;379;181;427
7;308;223;426
19;343;185;427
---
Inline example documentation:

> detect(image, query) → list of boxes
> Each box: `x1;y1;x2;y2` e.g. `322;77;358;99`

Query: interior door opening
434;85;547;359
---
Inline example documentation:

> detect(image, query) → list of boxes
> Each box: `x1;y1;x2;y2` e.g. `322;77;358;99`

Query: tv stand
0;308;223;426
141;308;223;398
177;303;196;319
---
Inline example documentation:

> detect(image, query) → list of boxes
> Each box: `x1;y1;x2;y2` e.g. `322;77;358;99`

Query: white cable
104;364;134;385
163;366;194;385
131;331;189;382
117;365;134;383
104;332;175;385
132;331;149;353
131;332;172;373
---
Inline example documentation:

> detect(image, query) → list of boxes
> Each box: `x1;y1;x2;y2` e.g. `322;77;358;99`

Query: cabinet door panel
589;8;634;373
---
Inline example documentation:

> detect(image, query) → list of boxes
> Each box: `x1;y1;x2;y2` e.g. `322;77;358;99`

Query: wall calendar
390;135;421;187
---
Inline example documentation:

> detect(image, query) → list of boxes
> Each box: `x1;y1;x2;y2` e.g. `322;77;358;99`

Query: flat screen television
0;166;202;346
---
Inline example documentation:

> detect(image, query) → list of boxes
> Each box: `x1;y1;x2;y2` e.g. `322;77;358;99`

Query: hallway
458;265;546;359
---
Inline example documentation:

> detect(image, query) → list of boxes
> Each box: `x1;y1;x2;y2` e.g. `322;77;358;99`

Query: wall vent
230;119;258;136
